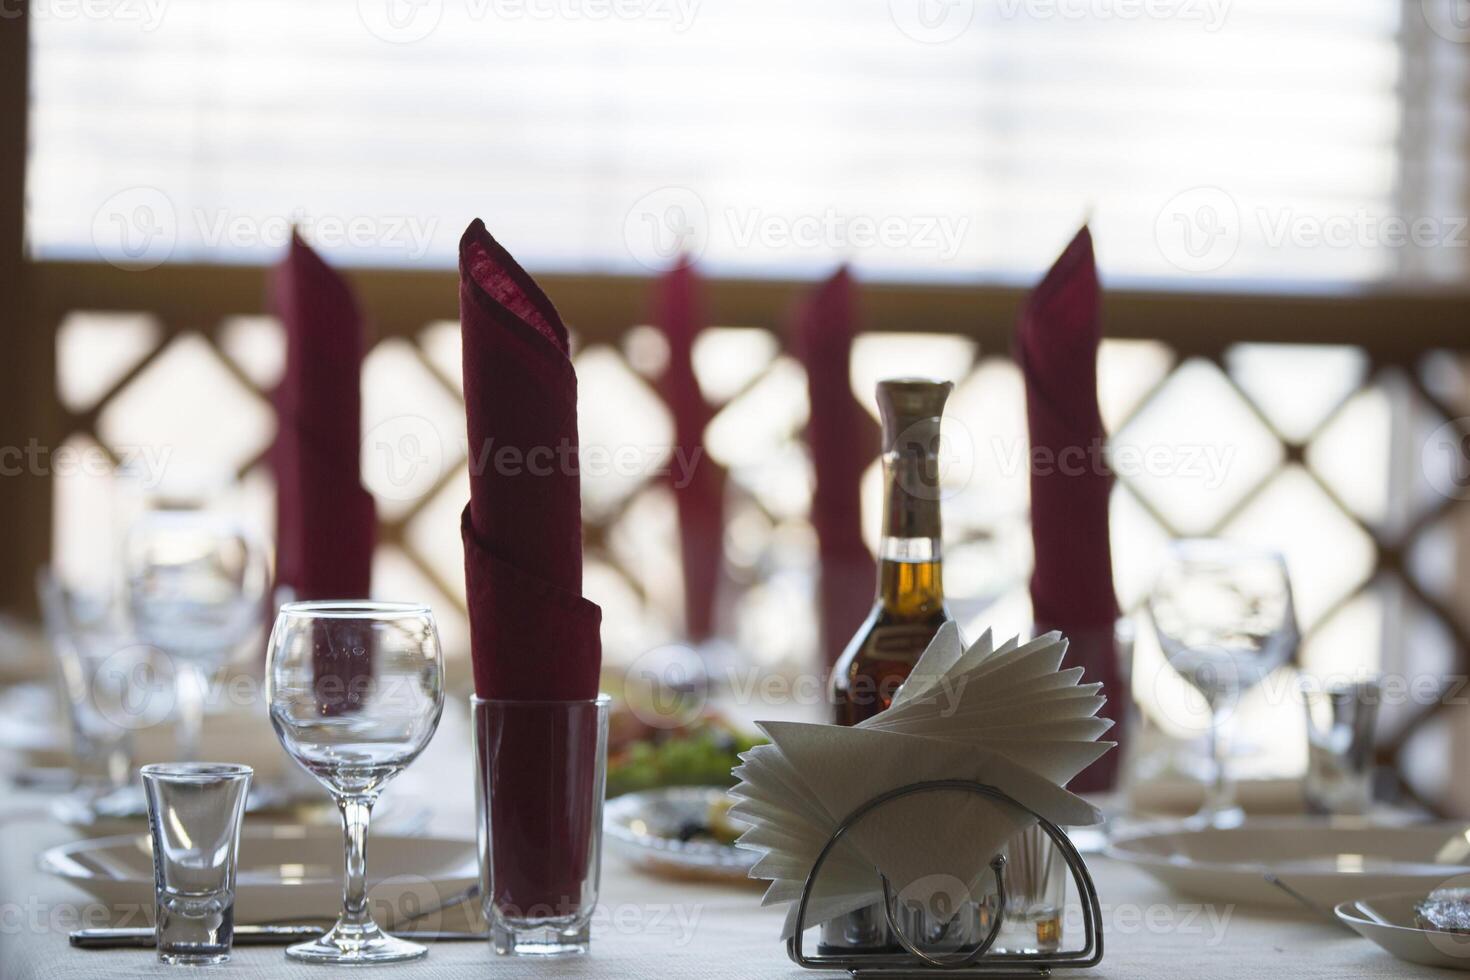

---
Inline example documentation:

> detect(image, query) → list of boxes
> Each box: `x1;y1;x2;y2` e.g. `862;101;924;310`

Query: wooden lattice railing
26;258;1470;813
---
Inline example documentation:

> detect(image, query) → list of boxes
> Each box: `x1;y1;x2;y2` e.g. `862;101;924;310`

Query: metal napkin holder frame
786;779;1104;979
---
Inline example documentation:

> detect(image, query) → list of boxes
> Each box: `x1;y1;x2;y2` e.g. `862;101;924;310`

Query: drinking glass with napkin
458;219;604;933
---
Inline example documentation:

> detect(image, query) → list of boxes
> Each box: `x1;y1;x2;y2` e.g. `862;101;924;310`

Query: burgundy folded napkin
654;260;725;643
270;234;376;713
459;219;602;916
792;267;878;671
1015;227;1123;792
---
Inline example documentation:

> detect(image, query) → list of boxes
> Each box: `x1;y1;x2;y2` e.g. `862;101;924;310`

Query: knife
70;925;488;949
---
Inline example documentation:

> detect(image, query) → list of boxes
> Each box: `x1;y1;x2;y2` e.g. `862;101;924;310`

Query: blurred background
5;1;1470;814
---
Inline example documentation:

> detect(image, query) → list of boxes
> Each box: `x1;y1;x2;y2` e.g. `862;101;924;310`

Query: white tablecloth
0;703;1446;980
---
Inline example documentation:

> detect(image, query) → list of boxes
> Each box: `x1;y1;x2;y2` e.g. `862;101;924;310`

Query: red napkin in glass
792;267;878;671
270;234;376;713
1015;227;1123;792
654;260;725;643
459;219;602;916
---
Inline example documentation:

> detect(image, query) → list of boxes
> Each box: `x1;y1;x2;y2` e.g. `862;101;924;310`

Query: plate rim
1106;818;1470;877
37;825;478;888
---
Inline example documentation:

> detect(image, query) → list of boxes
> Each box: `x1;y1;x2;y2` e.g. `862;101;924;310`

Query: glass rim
140;762;253;781
470;693;611;707
278;600;433;620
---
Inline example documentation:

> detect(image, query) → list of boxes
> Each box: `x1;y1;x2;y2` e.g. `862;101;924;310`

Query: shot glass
994;825;1067;954
1300;677;1379;816
473;695;609;956
141;763;253;965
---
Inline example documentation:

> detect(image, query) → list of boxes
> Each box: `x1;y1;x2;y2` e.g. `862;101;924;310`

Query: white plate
1337;892;1470;971
605;787;758;883
38;825;478;929
1107;819;1470;909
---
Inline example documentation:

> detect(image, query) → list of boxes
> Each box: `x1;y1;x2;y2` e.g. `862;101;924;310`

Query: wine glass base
286;922;427;965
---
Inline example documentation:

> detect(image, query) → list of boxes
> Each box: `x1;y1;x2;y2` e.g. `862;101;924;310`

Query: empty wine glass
1147;539;1298;827
38;567;135;795
124;512;268;763
266;601;444;964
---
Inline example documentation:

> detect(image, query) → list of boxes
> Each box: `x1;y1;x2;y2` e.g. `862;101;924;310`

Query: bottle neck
876;447;945;617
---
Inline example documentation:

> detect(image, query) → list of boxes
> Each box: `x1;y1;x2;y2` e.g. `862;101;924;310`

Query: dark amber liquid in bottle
831;555;950;725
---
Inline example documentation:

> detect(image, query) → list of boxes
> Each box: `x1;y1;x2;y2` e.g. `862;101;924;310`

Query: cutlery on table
1263;872;1354;931
71;883;487;949
70;925;489;949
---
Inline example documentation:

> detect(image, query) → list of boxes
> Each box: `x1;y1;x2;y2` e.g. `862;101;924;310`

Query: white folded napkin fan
729;625;1114;939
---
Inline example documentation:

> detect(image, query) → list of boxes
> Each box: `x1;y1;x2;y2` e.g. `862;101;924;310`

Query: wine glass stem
337;794;376;929
175;661;207;762
1204;707;1235;818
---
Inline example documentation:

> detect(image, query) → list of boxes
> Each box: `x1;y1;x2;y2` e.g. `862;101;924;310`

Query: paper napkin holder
786;779;1104;979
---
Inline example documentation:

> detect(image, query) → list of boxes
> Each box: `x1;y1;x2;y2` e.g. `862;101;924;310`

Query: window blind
28;0;1462;286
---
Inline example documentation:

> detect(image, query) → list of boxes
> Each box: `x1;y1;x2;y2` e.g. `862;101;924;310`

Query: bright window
29;0;1460;285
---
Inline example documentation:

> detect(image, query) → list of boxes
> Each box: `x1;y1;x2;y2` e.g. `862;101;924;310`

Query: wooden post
0;8;52;618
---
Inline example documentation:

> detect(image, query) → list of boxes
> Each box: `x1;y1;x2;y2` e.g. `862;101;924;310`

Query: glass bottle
823;378;954;953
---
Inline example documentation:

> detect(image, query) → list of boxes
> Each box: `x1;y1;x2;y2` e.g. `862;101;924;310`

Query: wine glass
124;511;268;762
1147;539;1298;827
266;601;444;964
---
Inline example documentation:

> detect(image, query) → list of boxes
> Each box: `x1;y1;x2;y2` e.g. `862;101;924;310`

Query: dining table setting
2;219;1469;980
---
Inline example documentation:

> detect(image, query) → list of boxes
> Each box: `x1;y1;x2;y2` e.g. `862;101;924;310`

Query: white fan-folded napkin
729;625;1114;939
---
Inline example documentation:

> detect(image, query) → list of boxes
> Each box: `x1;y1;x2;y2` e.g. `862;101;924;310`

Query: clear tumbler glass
141;762;253;965
473;695;609;956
